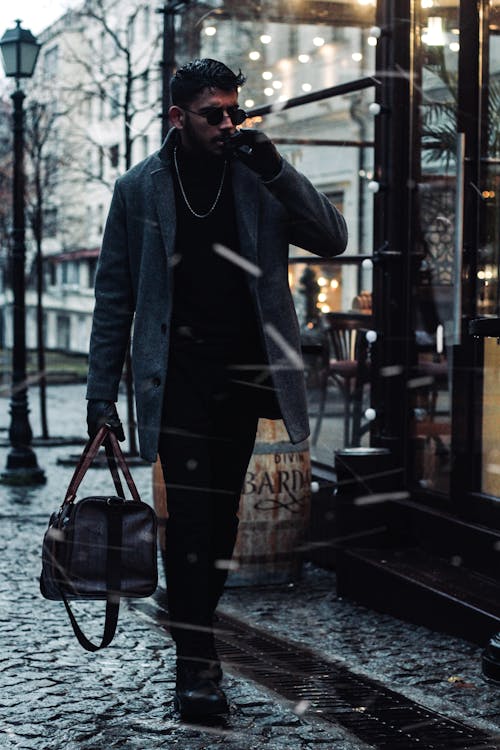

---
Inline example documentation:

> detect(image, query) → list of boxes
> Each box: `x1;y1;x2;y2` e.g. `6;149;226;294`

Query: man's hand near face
224;129;282;180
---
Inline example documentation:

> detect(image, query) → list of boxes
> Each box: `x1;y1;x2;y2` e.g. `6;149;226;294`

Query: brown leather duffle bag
40;425;157;651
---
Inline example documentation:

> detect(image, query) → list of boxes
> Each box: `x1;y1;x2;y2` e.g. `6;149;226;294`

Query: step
387;499;500;582
336;546;500;645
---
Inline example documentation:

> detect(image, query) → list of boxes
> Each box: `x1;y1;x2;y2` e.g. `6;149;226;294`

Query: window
44;45;59;80
109;144;119;169
61;261;79;286
56;315;70;349
97;204;104;235
127;14;135;46
47;261;57;287
328;190;345;214
141;70;149;104
86;205;92;230
86;148;93;174
99;90;105;120
143;5;150;37
98;147;104;179
87;258;98;288
44;207;58;238
110;82;120;119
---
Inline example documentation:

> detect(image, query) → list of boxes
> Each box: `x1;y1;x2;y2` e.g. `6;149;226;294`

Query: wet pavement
0;383;499;749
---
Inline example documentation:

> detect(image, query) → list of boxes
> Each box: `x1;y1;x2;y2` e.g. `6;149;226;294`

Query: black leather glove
225;128;282;180
87;399;125;441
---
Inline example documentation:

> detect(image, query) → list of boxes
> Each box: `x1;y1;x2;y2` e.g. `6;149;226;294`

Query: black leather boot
174;660;229;718
203;641;223;684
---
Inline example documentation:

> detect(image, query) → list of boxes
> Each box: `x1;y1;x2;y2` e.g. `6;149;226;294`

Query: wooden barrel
228;418;311;586
152;418;311;586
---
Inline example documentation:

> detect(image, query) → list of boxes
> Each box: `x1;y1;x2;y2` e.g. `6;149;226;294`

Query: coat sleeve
86;181;135;401
262;159;348;258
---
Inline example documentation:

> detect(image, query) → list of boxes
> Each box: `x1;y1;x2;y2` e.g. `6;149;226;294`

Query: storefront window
412;1;460;493
198;3;376;464
478;12;500;317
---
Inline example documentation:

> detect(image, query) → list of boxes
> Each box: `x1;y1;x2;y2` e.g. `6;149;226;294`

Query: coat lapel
151;161;176;260
149;134;260;267
231;159;259;269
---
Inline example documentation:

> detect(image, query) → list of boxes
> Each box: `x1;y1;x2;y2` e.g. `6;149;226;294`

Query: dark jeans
158;343;259;661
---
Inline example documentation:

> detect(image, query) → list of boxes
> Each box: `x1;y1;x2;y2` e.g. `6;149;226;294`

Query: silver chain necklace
173;146;227;219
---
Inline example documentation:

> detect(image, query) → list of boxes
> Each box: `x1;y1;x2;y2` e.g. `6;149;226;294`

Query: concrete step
336;546;500;645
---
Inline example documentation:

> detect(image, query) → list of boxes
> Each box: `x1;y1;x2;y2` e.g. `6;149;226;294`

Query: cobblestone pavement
0;384;499;749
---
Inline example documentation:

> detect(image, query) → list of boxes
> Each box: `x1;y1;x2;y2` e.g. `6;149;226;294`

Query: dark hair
170;58;246;107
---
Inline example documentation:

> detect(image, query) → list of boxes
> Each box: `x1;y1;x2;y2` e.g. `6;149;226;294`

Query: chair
311;312;372;447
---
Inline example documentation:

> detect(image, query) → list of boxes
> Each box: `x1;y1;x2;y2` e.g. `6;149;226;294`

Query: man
86;58;347;717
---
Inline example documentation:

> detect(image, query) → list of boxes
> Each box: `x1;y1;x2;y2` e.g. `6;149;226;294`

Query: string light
204;25;216;36
367;36;378;46
249;51;261;60
352;52;363;62
313;36;325;47
298;54;310;63
302;83;312;92
262;71;273;80
272;80;283;89
449;42;460;52
260;34;272;44
244;99;255;108
422;17;446;46
264;87;274;96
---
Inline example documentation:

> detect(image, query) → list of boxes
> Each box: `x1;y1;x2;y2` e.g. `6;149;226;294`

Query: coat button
152;377;161;387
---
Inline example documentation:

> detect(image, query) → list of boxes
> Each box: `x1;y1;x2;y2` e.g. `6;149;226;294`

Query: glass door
410;0;460;495
411;0;500;522
472;1;500;504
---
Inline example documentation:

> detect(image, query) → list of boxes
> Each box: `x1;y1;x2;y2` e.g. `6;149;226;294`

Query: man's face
175;87;239;157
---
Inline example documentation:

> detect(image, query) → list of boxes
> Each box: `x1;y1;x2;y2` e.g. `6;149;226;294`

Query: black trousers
158;343;260;661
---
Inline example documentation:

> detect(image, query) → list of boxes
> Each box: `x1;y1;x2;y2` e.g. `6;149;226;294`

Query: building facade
1;0;499;645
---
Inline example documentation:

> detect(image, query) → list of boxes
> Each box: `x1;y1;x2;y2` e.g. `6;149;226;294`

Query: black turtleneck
170;146;263;364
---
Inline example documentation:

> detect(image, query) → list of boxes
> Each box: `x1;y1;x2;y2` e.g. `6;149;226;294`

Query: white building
1;0;377;354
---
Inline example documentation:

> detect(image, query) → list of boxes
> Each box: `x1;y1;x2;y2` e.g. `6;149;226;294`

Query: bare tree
24;99;69;438
63;0;162;454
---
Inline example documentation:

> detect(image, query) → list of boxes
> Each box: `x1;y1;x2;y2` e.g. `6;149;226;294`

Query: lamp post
159;0;190;142
0;20;45;485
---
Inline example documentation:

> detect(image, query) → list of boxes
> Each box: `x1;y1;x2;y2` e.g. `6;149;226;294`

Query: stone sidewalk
0;384;499;749
0;438;370;750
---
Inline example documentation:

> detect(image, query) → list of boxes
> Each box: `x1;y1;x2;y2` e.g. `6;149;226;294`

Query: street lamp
159;0;190;142
0;20;45;485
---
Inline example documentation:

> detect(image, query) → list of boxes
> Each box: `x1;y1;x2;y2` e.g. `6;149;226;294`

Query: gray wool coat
86;129;348;462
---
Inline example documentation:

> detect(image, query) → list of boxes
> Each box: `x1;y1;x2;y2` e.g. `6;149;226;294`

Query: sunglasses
182;105;248;126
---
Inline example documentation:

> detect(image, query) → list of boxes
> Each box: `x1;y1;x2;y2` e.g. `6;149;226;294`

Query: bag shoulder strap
62;596;119;652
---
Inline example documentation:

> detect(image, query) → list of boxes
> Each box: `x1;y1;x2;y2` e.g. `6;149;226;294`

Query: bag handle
63;426;141;505
104;431;141;503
